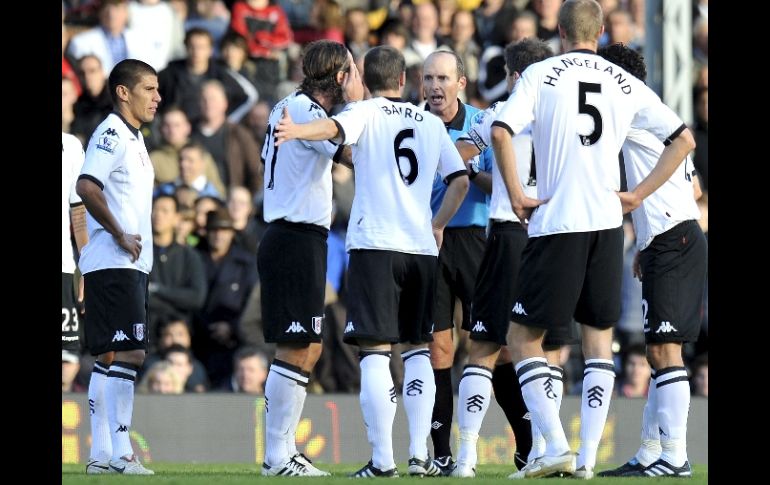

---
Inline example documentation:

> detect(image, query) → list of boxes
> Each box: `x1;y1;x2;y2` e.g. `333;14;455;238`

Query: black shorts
258;220;327;344
640;220;707;344
62;273;81;352
543;319;579;348
83;269;149;356
434;226;486;332
469;222;527;345
512;227;623;334
344;249;436;346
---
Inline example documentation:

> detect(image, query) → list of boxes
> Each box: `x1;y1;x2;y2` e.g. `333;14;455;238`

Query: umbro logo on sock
586;385;605;408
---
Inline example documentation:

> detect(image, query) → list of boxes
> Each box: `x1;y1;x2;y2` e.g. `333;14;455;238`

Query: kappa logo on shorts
344;321;354;333
285;321;307;333
112;330;129;342
312;316;323;334
133;323;146;341
512;302;528;315
655;321;678;334
472;321;488;332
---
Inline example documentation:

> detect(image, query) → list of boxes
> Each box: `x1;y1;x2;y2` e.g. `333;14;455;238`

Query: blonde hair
558;0;604;44
138;361;183;394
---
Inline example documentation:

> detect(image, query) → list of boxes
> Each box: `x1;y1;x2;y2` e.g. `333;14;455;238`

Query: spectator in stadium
344;8;372;62
148;194;208;337
618;344;651;398
63;77;78;135
446;10;481;103
141;319;210;392
185;0;231;57
191;80;263;195
150;107;226;196
128;0;184;71
227;186;261;253
156;142;225;200
220;346;270;394
690;353;707;397
164;344;206;392
72;55;113;143
240;100;272;149
138;361;184;394
219;31;261;122
63;350;86;392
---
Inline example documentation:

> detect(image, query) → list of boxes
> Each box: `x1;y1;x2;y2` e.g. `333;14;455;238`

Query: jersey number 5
578;82;603;146
394;129;419;186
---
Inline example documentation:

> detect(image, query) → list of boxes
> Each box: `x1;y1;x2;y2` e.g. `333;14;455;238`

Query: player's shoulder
291;91;330;121
89;114;124;155
62;132;83;153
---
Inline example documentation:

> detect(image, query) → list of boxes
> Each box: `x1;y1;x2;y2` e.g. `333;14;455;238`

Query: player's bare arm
274;106;341;145
431;173;470;249
336;146;354;169
76;178;143;262
70;203;89;304
490;125;543;222
617;128;696;214
454;139;481;161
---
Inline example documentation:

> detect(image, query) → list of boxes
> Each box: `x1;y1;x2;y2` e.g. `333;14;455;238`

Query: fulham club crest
312;316;323;335
133;323;146;341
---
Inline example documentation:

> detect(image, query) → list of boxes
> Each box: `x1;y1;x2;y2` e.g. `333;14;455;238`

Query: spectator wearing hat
193;207;258;387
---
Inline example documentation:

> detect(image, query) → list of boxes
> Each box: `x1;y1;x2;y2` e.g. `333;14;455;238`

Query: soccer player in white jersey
450;38;565;478
257;40;362;478
274;45;469;478
489;0;696;478
76;59;160;476
62;133;89;357
595;43;706;479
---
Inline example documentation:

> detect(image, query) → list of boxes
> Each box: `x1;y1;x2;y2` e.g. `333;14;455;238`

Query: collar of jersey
110;111;140;137
424;98;466;131
567;48;597;55
299;91;330;115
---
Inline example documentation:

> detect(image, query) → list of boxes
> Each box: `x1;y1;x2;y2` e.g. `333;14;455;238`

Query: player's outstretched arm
274;106;341;145
617;128;696;214
491;125;544;222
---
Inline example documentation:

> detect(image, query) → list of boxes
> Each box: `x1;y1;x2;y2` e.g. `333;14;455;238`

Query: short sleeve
493;69;537;136
631;84;686;144
333;101;367;145
304;107;341;158
438;128;467;181
465;104;498;153
81;126;124;188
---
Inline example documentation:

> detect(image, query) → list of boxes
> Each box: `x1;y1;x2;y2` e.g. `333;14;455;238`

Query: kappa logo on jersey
655;321;678;334
344;321;354;333
112;330;129;342
405;379;424;396
586;385;605;408
472;321;487;333
96;134;119;154
101;128;119;138
466;394;485;413
116;425;128;432
308;102;322;112
285;321;307;333
312;316;323;334
512;302;528;315
133;323;145;341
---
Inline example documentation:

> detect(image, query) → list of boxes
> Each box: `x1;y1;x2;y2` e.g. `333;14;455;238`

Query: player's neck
370;89;402;99
309;90;336;112
564;40;598;53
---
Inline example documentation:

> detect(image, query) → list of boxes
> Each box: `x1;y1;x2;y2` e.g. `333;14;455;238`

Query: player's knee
429;330;455;368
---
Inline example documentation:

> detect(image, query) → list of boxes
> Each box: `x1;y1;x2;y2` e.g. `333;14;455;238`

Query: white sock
401;349;436;461
530;366;564;462
264;360;307;466
635;373;661;466
106;361;139;461
456;365;493;467
516;357;570;456
577;359;616;469
360;352;397;471
655;367;690;467
88;362;112;462
286;373;309;457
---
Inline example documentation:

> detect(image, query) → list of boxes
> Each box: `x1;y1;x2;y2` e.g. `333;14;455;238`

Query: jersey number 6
394;128;419;186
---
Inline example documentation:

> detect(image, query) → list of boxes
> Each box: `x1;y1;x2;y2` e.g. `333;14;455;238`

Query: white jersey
466;101;537;223
262;91;340;229
62;133;84;274
334;97;467;256
494;50;686;237
623;129;700;251
78;113;155;274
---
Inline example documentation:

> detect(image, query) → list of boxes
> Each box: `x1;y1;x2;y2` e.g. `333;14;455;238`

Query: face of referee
125;73;161;125
422;51;466;122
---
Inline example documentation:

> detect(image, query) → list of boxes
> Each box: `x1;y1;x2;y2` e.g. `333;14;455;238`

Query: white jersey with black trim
493;50;686;237
78;113;155;274
333;97;467;256
623;129;700;251
62;132;84;274
466;101;536;223
261;91;341;229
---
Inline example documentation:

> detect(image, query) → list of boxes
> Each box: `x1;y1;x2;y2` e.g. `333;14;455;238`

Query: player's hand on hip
117;233;142;262
274;107;296;146
617;191;641;214
432;226;444;251
512;196;545;227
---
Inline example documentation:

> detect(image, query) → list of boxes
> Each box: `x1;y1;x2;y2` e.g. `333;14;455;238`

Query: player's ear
399;70;406;88
458;75;467;90
336;70;346;85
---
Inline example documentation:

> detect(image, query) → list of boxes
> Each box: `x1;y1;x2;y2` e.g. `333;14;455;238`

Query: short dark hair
298;40;350;100
153;193;179;212
504;38;554;77
597;43;647;82
184;27;213;48
364;46;405;93
108;58;157;105
425;50;465;80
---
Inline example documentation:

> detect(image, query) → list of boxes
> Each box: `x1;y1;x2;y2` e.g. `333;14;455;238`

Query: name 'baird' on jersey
493;51;686;237
465;101;536;223
333;97;466;256
261;91;341;229
78;113;155;275
623;129;700;251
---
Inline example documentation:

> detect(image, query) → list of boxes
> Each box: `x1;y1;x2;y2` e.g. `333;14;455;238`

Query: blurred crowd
62;0;708;398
